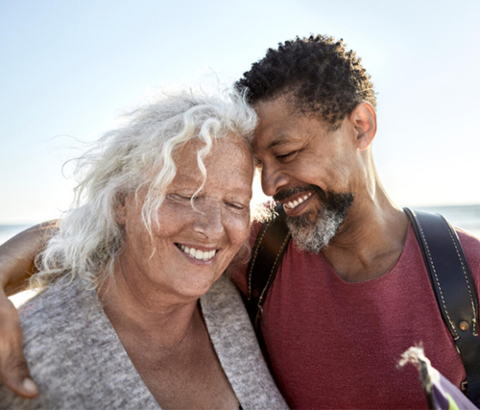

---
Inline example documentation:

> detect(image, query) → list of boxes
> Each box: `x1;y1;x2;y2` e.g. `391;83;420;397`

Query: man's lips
282;191;313;210
277;191;315;216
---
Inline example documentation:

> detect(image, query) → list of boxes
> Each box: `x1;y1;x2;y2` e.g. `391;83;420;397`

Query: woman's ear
115;192;128;225
350;102;377;150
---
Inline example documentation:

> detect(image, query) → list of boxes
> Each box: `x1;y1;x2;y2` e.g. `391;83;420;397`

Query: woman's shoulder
18;275;101;370
18;276;92;343
200;275;288;410
0;276;100;408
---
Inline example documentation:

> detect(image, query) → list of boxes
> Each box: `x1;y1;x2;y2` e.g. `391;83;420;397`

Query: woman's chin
170;275;219;300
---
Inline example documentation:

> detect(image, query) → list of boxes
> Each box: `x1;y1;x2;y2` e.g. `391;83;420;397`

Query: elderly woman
0;90;288;409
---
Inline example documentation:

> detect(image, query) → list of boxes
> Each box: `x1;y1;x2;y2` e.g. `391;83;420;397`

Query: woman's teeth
284;192;313;210
178;244;216;260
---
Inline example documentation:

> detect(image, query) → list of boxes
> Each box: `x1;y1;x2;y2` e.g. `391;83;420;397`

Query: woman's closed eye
168;193;194;202
226;201;247;211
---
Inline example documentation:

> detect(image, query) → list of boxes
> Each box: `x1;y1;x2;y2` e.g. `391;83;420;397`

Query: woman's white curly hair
33;88;257;288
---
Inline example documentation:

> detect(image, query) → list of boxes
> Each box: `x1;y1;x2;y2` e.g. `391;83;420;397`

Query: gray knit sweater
0;274;288;409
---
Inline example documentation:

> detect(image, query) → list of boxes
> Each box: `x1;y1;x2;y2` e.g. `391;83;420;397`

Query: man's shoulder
456;227;480;276
456;227;480;248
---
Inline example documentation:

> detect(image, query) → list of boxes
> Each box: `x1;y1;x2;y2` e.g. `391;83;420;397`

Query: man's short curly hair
236;35;376;128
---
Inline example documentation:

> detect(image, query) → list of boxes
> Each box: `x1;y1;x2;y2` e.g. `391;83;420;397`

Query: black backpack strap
405;207;480;405
246;204;291;337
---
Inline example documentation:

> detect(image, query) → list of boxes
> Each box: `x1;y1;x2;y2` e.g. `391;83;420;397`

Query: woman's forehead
171;136;253;192
174;135;252;168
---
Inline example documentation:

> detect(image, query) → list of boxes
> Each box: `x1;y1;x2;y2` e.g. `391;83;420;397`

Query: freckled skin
116;135;254;306
101;134;254;409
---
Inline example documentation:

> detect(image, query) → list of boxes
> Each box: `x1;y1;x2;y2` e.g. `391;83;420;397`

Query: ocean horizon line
1;203;480;227
1;204;480;247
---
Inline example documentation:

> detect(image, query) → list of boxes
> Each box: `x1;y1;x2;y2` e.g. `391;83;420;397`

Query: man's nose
192;202;225;240
261;163;289;197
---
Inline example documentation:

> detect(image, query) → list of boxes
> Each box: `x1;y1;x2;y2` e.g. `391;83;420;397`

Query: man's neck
321;184;409;282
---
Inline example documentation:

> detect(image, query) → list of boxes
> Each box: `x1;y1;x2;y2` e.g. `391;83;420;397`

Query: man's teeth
178;245;216;261
284;192;313;210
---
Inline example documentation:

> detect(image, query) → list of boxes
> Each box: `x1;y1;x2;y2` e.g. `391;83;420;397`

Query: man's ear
350;102;377;150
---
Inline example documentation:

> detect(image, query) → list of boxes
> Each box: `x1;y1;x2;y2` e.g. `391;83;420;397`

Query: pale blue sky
1;0;479;224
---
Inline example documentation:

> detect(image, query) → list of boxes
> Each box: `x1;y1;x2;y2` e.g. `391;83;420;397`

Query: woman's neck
98;264;201;349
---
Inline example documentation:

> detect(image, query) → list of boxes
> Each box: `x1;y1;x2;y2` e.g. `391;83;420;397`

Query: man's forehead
252;132;295;151
254;95;295;124
252;96;327;150
252;113;320;154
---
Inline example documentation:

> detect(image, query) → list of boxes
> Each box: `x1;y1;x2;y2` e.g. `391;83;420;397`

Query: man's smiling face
252;96;356;252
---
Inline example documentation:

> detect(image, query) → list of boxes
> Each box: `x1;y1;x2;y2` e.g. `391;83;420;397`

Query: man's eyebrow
266;134;294;150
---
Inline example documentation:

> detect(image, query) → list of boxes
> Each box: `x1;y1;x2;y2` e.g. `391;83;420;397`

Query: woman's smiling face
116;134;253;303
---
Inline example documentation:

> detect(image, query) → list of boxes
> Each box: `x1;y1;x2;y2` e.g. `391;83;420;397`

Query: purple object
399;346;478;409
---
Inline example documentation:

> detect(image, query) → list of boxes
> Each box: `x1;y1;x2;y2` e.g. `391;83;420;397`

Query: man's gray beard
285;190;354;254
286;208;343;253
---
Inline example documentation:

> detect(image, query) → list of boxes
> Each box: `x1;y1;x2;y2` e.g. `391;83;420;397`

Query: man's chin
285;191;354;253
285;209;317;227
287;211;338;253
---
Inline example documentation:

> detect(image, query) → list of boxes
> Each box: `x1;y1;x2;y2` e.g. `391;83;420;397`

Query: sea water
2;205;480;307
417;204;480;237
0;224;31;247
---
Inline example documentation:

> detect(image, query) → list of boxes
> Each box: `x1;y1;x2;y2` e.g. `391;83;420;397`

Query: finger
0;299;38;398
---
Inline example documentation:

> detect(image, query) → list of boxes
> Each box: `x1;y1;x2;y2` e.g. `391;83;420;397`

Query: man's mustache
273;185;325;202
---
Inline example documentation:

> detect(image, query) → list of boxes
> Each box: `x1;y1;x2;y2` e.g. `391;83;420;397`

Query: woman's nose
192;202;225;240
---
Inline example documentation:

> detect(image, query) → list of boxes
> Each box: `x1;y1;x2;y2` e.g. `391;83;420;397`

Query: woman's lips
176;244;217;261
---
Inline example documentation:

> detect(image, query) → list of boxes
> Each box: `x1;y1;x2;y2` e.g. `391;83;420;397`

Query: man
228;35;480;409
1;35;480;409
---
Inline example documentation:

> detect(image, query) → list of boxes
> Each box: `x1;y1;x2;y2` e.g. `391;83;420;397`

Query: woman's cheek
228;212;251;245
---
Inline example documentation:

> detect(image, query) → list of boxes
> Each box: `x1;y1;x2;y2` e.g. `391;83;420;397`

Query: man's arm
0;221;57;398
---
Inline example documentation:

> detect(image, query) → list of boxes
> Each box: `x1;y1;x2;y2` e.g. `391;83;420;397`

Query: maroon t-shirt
232;223;480;409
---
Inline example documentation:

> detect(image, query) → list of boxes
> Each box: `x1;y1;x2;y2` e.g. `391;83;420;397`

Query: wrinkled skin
0;136;253;399
0;95;410;399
